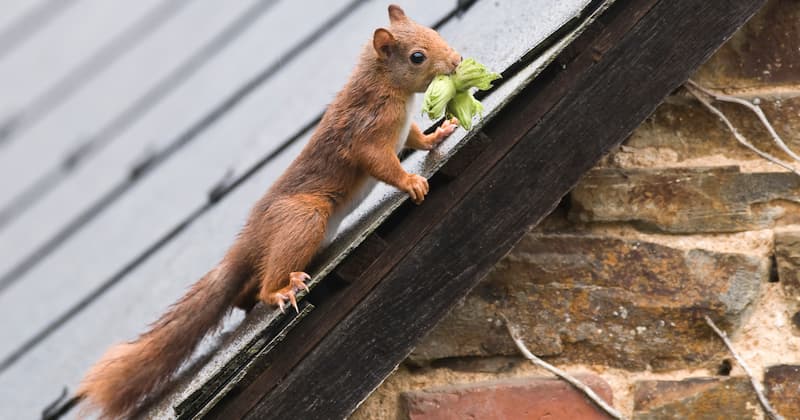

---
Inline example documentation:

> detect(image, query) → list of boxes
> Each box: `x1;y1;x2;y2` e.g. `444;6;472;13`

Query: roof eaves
147;0;613;417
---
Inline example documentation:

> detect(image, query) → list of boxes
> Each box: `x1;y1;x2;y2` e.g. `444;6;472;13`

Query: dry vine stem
501;314;625;420
684;80;800;176
704;316;785;420
688;80;800;163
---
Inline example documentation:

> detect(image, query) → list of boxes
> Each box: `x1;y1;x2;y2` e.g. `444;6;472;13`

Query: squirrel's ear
373;28;396;59
388;5;407;23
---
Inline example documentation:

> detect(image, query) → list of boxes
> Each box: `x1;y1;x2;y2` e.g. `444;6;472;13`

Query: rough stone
693;0;800;89
775;231;800;299
764;364;800;418
612;93;800;167
570;166;800;233
411;234;766;370
424;356;523;374
401;375;613;420
633;377;759;419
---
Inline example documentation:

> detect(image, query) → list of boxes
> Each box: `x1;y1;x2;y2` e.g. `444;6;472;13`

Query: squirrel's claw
267;290;296;314
289;271;311;292
272;292;288;313
403;174;429;204
424;117;459;150
436;118;458;138
265;272;311;314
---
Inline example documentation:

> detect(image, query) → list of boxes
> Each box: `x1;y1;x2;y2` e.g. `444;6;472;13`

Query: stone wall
354;1;800;418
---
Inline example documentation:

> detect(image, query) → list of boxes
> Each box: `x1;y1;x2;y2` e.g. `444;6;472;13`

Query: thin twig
687;80;800;164
684;83;800;177
703;315;784;420
500;314;625;420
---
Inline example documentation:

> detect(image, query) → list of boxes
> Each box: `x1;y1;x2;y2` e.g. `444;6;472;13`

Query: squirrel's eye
410;51;426;64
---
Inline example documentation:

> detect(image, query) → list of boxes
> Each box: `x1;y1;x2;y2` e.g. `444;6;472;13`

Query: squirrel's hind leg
257;195;329;312
232;277;260;312
265;272;311;313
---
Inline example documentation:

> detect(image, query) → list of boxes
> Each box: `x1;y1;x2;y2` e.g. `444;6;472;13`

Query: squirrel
76;5;461;419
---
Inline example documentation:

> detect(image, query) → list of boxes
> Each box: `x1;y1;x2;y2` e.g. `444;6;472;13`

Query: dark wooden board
0;2;598;417
199;2;619;417
234;0;767;418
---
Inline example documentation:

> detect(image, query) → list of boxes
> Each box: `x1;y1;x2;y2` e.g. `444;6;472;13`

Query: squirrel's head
373;5;462;93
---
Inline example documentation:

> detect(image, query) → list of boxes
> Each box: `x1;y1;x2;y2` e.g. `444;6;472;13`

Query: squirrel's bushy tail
77;259;248;419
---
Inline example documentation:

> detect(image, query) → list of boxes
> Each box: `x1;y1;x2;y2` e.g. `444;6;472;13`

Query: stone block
615;94;800;167
570;166;800;233
633;377;759;419
775;231;800;299
764;364;800;418
412;234;766;370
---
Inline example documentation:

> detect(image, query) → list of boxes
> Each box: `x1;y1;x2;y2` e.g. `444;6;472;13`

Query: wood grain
240;0;767;418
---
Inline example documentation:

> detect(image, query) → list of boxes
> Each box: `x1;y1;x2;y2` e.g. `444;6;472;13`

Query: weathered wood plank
0;1;594;417
171;2;607;418
242;0;766;418
0;2;453;417
174;301;314;420
154;3;601;415
216;0;632;415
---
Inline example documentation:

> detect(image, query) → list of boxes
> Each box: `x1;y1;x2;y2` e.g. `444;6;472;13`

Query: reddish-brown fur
77;5;460;418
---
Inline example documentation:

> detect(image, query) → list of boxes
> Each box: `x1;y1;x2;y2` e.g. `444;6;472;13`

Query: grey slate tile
0;0;597;418
0;0;180;138
0;0;281;280
0;0;452;370
0;0;72;58
0;0;45;34
0;0;271;225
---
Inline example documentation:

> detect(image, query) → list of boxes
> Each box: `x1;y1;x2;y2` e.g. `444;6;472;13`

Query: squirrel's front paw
403;174;429;204
423;118;459;149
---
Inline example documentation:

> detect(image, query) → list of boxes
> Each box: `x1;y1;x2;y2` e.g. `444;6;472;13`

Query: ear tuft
388;5;407;23
373;28;396;59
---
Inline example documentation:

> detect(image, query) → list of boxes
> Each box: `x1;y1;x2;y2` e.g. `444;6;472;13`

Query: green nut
422;57;501;130
422;75;456;120
446;91;484;130
453;58;500;91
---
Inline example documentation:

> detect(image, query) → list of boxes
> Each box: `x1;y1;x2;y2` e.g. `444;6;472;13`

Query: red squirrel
77;5;461;418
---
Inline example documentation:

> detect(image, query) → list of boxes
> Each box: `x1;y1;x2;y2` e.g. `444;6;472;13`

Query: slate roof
0;1;597;416
0;0;763;418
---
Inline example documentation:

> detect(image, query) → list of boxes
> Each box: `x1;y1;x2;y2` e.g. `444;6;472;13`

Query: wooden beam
223;0;766;418
202;3;619;419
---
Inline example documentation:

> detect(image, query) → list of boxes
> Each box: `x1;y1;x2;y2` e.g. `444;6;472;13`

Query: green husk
446;91;483;130
452;58;500;91
422;57;501;130
422;75;456;120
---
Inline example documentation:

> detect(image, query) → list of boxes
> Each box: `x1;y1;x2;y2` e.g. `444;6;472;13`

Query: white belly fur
323;94;417;245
